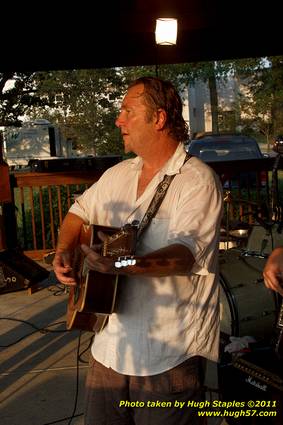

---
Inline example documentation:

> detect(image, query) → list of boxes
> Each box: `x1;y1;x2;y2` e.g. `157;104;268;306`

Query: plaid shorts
84;356;207;425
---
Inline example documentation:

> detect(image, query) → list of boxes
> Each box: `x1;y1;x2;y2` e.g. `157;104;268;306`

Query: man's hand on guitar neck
81;244;116;274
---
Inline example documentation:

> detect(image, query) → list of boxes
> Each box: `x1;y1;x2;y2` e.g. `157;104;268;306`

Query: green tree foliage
28;68;129;155
2;58;283;155
158;62;234;134
0;72;49;126
27;63;229;152
231;56;283;149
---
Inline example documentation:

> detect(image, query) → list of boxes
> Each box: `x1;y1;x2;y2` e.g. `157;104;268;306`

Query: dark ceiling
1;0;282;73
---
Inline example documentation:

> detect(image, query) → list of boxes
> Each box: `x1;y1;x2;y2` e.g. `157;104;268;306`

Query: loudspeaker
0;248;50;293
218;348;283;425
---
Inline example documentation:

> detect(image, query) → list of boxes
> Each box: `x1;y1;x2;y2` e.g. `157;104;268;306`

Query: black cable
42;412;83;425
67;330;82;425
1;316;91;425
41;331;86;425
47;283;68;296
78;333;94;363
0;317;69;347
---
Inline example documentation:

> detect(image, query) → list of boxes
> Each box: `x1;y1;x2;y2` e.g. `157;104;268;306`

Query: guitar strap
136;153;192;241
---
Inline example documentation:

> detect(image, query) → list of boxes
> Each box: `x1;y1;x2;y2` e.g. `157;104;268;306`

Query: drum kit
218;145;283;420
219;191;282;342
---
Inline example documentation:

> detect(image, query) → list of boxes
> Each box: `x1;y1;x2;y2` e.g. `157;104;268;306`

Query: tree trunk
208;65;219;133
270;57;283;137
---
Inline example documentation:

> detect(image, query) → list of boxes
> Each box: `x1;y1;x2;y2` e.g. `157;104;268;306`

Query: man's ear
155;109;167;130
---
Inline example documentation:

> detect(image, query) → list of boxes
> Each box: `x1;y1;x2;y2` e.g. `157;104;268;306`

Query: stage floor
0;271;226;425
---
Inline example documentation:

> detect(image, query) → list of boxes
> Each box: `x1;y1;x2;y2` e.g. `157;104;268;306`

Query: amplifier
232;353;283;393
28;155;122;172
0;249;50;293
218;348;283;424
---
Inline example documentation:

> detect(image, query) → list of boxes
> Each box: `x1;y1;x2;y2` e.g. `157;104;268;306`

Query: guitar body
66;223;137;332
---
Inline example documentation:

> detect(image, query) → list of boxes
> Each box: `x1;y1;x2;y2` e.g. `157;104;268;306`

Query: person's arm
53;212;86;285
81;241;195;277
263;247;283;296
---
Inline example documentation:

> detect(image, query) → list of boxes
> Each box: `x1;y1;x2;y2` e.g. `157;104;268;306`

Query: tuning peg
128;256;136;266
114;257;122;268
121;257;128;267
114;255;137;269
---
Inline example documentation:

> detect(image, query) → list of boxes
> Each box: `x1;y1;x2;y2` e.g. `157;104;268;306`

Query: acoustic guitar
66;222;138;332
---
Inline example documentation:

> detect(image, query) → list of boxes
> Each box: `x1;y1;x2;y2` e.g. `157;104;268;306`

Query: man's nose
115;110;126;128
115;117;121;128
115;114;122;128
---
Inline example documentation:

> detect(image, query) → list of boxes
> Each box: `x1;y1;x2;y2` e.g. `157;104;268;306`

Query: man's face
115;84;155;155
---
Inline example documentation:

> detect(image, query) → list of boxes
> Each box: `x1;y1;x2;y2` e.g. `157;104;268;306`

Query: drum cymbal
229;228;249;238
221;221;251;239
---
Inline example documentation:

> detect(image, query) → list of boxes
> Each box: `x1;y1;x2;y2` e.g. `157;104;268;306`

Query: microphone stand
223;191;232;250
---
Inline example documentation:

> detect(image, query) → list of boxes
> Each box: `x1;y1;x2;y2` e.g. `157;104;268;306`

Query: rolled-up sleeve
168;172;223;275
69;183;98;224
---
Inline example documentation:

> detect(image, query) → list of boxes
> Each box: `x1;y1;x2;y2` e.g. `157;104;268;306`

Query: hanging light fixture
155;18;178;45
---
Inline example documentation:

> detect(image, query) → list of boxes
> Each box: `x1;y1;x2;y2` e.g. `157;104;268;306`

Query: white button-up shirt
70;143;223;375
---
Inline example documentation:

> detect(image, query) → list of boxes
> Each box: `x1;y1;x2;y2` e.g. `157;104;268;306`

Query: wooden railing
10;170;103;258
6;155;283;259
210;157;273;224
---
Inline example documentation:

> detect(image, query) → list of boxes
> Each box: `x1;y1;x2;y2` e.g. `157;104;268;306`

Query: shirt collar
162;142;187;176
129;143;187;175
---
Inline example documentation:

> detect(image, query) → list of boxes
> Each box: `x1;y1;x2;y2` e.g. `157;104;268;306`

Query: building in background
187;76;239;137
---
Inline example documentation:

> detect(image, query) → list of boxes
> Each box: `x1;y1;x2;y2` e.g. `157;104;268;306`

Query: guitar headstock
103;220;139;258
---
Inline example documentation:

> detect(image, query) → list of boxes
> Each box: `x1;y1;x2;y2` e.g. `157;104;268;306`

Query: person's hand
263;247;283;296
53;250;77;285
80;244;116;274
81;231;115;274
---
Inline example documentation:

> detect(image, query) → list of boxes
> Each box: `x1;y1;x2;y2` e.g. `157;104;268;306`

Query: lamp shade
155;18;178;45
